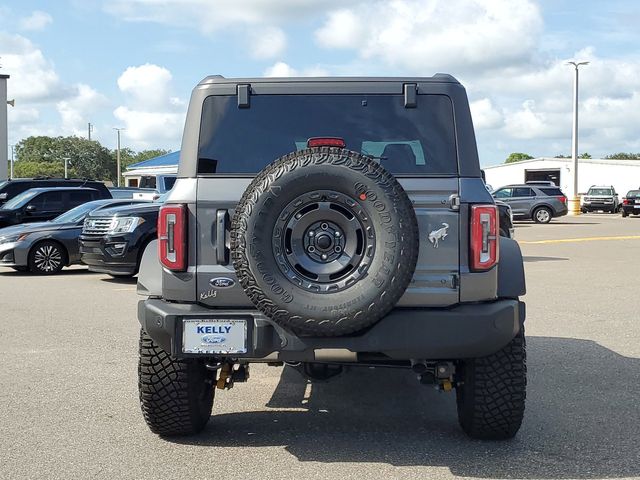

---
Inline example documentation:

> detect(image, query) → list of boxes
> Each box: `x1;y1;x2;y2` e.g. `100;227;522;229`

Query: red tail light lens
470;205;499;271
158;204;187;271
623;198;629;205
558;195;567;204
307;137;346;148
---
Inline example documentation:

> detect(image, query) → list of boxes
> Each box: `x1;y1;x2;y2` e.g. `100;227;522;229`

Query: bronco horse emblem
428;223;449;248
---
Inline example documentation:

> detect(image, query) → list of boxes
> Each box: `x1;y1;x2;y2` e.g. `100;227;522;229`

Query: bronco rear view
136;75;527;440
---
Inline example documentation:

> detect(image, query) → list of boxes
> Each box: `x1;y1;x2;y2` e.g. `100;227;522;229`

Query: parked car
136;74;527;440
79;200;162;277
581;185;619;213
109;187;157;199
492;184;568;223
496;199;514;238
0;178;110;207
0;199;145;274
621;190;640;217
0;187;105;228
133;174;176;200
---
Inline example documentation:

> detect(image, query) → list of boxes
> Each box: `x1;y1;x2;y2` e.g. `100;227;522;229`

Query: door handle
216;209;230;264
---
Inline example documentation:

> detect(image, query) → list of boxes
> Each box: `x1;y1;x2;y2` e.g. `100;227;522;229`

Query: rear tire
138;330;215;436
455;328;527;440
533;206;552;224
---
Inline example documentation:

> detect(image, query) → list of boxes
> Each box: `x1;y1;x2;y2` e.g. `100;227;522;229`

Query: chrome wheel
31;243;63;274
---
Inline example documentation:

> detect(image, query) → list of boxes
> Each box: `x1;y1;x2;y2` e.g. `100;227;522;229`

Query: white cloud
263;61;329;77
315;0;543;74
57;84;109;136
19;11;53;31
113;64;186;149
0;32;64;102
250;27;286;59
470;98;503;130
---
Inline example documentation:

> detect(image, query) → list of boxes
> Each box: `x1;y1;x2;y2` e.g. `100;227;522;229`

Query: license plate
634;204;640;209
182;319;247;354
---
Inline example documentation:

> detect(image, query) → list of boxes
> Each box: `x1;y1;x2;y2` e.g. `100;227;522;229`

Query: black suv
79;202;158;277
0;187;105;228
136;75;527;440
0;178;110;207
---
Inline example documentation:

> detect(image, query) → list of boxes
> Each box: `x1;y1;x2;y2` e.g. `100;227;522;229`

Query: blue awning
127;151;180;169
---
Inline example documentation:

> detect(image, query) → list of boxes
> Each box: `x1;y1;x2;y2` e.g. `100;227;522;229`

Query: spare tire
231;147;419;336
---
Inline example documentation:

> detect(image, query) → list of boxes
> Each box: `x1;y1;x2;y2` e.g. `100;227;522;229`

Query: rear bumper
138;298;525;361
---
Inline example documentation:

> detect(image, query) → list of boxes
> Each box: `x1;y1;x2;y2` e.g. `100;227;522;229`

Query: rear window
197;94;458;175
626;190;640;197
540;188;564;196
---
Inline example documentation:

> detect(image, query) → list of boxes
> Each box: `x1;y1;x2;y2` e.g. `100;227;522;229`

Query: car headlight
0;233;29;244
107;217;144;235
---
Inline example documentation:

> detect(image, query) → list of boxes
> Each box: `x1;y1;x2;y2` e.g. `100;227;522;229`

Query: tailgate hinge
237;84;251;108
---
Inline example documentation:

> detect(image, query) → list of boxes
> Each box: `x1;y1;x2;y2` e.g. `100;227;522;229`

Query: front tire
138;330;215;436
28;240;66;275
455;329;527;440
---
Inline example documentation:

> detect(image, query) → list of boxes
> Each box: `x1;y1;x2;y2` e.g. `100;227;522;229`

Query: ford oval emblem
202;334;226;344
209;277;235;289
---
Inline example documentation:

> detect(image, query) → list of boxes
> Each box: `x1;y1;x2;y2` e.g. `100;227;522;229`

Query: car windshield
1;190;38;209
52;200;105;224
588;188;612;196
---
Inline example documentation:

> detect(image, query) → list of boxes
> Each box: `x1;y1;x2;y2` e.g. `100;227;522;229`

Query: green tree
505;152;533;164
605;152;640;160
579;152;592;159
14;136;115;181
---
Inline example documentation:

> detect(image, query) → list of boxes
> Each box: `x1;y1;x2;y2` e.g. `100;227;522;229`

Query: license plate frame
182;318;248;354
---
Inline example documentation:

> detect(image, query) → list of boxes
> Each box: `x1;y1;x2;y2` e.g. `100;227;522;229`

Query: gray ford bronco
136;75;527;440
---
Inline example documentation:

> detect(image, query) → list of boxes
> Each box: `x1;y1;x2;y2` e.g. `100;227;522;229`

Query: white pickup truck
132;174;177;201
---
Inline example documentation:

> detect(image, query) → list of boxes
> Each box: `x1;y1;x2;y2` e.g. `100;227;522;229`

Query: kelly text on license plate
183;319;247;354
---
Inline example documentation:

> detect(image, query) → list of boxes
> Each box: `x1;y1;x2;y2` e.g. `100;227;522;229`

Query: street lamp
113;127;125;187
567;60;589;215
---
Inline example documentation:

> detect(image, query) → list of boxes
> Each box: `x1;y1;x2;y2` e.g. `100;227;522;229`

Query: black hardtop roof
198;74;459;86
6;177;102;182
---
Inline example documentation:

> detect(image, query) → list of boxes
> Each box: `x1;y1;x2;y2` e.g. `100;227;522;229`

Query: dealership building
484;157;640;196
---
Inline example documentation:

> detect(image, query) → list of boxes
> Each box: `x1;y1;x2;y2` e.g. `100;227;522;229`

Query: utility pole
114;128;125;187
88;122;93;141
0;74;9;181
10;144;14;179
566;61;589;215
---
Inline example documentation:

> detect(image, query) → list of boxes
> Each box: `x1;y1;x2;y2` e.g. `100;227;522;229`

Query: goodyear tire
138;330;215;436
231;147;419;336
455;328;527;440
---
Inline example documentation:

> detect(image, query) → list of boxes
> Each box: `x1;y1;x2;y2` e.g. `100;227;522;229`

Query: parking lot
1;214;638;480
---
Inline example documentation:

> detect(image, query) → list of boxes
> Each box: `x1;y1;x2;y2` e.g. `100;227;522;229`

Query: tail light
307;137;346;148
158;204;187;271
470;205;499;271
623;198;629;205
558;195;567;204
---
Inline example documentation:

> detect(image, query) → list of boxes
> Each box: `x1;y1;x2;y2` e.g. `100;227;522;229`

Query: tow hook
216;363;250;390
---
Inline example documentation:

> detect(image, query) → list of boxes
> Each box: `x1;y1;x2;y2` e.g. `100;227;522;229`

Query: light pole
567;61;589;215
114;127;125;187
63;157;70;179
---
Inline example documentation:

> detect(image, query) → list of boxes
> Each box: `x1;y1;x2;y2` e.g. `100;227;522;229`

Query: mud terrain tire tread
138;330;214;436
456;328;527;440
231;147;419;337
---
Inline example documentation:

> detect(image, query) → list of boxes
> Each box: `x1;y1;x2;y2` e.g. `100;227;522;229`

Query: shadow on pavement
174;337;639;478
0;267;95;277
99;275;137;284
523;256;569;263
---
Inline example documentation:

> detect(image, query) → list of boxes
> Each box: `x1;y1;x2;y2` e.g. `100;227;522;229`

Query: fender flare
136;239;162;297
497;237;526;298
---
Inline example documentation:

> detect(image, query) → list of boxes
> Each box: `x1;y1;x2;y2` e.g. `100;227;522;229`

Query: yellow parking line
520;235;640;245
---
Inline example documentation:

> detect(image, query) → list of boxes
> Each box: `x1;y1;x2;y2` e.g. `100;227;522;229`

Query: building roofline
484;157;640;169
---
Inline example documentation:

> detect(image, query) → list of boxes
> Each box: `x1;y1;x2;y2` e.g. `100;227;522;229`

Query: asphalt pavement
1;213;639;480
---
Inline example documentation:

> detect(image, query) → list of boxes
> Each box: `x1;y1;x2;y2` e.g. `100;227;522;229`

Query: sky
1;0;639;166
